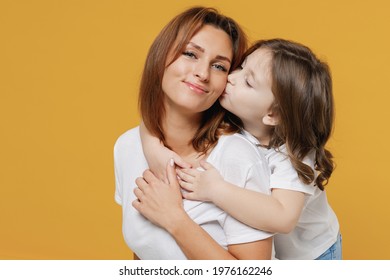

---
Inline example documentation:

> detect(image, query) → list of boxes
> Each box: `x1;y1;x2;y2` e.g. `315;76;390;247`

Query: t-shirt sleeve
269;148;316;195
215;135;274;245
114;142;122;206
223;161;274;245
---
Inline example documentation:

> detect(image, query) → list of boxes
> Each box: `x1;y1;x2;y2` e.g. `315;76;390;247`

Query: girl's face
220;48;276;134
162;25;233;115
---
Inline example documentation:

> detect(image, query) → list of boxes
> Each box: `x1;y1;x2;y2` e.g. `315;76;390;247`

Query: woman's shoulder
114;126;141;154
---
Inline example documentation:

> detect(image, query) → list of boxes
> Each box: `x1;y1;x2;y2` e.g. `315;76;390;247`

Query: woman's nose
194;62;210;82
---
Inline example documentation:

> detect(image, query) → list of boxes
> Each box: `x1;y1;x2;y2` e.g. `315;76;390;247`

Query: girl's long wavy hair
139;7;247;153
246;39;335;190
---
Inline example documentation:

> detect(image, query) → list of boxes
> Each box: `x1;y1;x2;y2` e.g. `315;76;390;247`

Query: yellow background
1;0;389;259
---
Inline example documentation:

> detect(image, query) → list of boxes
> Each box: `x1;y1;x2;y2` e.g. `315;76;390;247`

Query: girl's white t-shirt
241;130;340;260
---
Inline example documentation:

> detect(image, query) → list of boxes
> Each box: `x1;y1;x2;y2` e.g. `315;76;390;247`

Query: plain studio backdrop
1;0;389;259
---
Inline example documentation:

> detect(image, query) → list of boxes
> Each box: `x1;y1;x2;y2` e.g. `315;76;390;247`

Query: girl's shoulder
268;145;315;170
209;133;265;164
218;133;261;153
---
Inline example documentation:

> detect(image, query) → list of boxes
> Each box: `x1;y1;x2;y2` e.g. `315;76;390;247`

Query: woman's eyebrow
188;42;231;64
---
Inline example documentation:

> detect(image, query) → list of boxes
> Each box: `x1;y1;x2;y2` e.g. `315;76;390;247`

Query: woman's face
162;24;233;114
220;48;275;131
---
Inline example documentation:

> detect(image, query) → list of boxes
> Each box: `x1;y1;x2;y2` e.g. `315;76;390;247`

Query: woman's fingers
132;199;140;210
133;186;144;201
166;159;178;187
134;176;151;200
135;177;146;191
142;169;158;184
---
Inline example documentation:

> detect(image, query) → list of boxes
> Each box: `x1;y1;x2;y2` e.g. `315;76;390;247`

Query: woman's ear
262;111;279;126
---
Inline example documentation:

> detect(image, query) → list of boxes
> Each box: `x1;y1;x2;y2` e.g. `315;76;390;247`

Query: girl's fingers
176;169;196;183
172;156;192;169
179;168;198;177
178;180;194;192
182;191;200;201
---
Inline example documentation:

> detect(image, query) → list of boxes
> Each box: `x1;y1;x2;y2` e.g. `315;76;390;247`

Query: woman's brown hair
139;6;247;153
246;39;335;190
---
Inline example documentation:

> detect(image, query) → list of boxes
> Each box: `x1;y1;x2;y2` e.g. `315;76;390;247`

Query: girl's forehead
248;48;272;63
247;48;272;73
245;48;273;84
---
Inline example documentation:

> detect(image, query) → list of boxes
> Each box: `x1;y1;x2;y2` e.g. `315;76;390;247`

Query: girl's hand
133;159;184;230
178;160;225;202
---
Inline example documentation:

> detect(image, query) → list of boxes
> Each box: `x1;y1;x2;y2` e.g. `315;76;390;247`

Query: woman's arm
139;122;191;180
132;160;272;259
164;207;272;259
178;161;305;234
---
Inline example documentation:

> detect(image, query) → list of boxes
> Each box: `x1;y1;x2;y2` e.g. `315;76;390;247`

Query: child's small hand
177;160;224;202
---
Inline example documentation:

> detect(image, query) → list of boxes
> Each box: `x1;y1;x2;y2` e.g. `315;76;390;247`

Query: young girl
138;38;341;260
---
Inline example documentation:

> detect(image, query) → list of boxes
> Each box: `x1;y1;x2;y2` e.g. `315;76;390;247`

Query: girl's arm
178;161;305;234
132;160;272;260
139;122;191;180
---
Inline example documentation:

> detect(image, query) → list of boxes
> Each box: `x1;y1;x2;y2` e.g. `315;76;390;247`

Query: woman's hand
132;159;185;230
178;160;225;202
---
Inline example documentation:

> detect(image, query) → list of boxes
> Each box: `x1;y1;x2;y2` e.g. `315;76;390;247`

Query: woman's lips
184;82;208;94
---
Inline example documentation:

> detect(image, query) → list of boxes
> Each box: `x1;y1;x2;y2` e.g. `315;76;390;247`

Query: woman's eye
213;64;228;72
183;51;197;59
246;80;252;88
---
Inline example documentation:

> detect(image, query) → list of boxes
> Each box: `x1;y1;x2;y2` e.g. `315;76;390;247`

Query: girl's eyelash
240;64;252;87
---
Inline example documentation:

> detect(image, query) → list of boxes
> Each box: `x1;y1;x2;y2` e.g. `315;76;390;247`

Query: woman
114;7;273;259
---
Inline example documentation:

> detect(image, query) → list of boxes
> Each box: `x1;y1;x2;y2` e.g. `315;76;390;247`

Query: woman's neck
162;109;202;158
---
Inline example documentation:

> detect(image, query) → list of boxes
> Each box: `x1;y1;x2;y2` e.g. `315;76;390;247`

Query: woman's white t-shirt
114;127;273;259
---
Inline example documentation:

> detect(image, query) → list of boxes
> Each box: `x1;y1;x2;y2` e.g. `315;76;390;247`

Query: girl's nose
227;71;238;85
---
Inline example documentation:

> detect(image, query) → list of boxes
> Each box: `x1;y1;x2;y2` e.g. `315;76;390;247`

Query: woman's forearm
165;210;237;260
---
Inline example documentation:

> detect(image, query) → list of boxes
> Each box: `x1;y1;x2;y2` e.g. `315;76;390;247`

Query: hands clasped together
133;159;225;228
